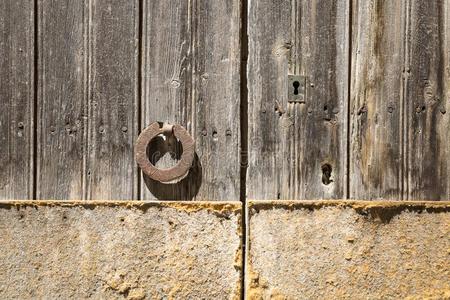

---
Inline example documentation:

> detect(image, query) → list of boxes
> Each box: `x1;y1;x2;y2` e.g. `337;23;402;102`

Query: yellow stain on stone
0;200;242;299
247;200;450;299
0;200;241;214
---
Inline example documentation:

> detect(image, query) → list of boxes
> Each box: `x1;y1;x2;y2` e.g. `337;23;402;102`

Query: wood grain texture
3;0;448;202
36;0;87;199
86;0;139;199
247;0;350;200
350;0;406;199
0;0;34;199
406;0;449;200
37;0;139;200
351;0;450;200
141;0;241;200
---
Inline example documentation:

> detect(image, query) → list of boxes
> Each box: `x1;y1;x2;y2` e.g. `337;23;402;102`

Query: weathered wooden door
2;0;448;202
1;0;242;201
1;0;449;298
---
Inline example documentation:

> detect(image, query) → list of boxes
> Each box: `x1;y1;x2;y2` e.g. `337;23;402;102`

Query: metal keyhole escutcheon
135;122;195;183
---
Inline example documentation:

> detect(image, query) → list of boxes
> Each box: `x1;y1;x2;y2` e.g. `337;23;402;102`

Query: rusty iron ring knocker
135;122;195;183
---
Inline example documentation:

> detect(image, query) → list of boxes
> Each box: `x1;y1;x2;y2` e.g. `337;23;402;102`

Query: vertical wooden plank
142;0;241;200
193;0;241;200
86;0;139;199
0;0;34;199
141;0;190;200
406;1;450;200
350;0;405;199
247;0;349;200
351;0;450;200
37;0;87;199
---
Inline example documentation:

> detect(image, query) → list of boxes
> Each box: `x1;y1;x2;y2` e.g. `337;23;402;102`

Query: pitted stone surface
247;201;450;299
0;201;242;299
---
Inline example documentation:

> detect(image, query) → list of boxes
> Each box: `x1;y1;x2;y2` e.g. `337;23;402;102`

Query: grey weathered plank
141;0;241;200
86;0;139;199
351;0;450;200
0;0;34;199
36;0;87;199
350;0;406;199
37;0;139;200
141;0;191;200
406;0;449;200
247;0;350;200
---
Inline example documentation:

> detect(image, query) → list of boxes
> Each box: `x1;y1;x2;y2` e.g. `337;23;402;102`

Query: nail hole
293;81;300;95
322;163;333;185
416;105;426;113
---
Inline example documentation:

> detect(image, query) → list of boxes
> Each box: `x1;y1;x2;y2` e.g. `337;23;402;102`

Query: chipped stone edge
233;204;244;300
248;199;450;212
245;200;450;299
0;200;242;215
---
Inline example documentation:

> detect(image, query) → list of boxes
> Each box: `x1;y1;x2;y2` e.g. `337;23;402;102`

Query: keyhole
293;81;300;95
321;163;333;185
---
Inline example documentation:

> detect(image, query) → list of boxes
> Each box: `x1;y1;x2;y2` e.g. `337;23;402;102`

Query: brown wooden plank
247;0;350;200
141;0;241;200
350;0;406;199
86;0;139;199
406;0;450;200
36;0;87;199
0;0;34;199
